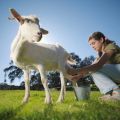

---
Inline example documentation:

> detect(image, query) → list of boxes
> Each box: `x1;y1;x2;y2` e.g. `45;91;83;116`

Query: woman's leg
91;64;120;94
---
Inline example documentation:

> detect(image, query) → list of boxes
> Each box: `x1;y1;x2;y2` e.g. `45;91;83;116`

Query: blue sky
0;0;120;85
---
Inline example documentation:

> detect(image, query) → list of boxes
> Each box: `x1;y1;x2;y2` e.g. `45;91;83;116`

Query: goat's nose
37;32;42;36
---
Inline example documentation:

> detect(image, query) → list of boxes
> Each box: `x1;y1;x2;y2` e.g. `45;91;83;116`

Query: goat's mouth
39;34;42;40
32;34;42;42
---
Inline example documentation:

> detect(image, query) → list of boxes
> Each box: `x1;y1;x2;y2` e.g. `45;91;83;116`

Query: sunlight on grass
0;90;120;120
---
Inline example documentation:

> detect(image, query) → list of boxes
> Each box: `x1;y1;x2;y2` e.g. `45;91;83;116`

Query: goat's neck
11;27;21;54
11;28;28;52
10;27;27;60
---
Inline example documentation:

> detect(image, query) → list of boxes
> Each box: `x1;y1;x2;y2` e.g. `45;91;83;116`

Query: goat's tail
56;44;76;65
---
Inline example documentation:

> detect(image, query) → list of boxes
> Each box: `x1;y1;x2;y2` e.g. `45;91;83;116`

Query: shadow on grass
0;104;26;120
72;99;120;120
0;100;120;120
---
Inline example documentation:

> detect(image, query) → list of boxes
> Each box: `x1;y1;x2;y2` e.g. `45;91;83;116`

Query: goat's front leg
57;72;66;103
22;70;30;104
37;65;52;104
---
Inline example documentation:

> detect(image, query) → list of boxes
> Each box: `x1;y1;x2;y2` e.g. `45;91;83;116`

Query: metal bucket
74;85;90;100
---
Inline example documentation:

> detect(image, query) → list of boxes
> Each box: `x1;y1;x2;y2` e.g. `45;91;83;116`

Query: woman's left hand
71;74;84;81
65;64;88;77
65;64;79;75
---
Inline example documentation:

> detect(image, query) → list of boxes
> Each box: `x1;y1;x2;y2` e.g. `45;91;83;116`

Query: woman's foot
100;94;111;100
100;89;120;101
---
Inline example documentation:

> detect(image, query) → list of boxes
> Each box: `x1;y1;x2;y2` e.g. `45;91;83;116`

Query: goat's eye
27;19;30;23
25;19;31;23
35;18;39;23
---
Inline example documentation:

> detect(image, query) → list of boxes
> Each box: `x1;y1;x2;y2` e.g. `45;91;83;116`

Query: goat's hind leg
57;72;66;103
22;70;30;104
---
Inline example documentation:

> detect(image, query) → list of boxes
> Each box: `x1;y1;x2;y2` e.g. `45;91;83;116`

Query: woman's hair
88;31;115;57
88;31;114;44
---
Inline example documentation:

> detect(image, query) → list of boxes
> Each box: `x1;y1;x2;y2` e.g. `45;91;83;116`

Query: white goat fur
10;9;74;104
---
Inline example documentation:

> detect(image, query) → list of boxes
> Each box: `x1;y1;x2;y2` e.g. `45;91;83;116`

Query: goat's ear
41;28;49;35
9;8;24;24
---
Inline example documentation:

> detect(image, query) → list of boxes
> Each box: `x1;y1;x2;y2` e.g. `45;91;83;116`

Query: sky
0;0;120;85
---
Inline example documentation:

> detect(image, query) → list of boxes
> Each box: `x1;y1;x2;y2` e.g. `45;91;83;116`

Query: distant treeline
0;83;44;90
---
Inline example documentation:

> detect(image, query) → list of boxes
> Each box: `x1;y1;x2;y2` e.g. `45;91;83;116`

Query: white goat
9;8;74;104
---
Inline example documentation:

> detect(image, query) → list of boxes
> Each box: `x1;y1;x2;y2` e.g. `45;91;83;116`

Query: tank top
104;43;120;64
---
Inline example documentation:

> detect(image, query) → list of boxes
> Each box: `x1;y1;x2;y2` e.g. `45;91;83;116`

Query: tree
80;56;95;68
30;71;43;90
47;71;60;89
4;61;23;83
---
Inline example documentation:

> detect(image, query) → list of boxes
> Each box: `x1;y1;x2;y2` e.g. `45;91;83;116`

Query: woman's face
88;38;104;52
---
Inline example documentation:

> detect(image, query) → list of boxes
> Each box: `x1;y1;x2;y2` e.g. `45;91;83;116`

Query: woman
66;31;120;101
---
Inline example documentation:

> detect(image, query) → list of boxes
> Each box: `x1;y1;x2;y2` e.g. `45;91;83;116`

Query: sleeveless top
104;43;120;64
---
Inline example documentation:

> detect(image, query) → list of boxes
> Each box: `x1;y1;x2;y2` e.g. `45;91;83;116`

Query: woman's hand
65;64;79;75
71;74;84;81
65;64;88;76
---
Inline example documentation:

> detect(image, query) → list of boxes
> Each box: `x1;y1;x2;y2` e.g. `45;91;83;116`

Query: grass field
0;90;120;120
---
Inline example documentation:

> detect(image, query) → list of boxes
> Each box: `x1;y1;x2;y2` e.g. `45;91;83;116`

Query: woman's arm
80;50;115;74
66;49;115;76
92;57;99;64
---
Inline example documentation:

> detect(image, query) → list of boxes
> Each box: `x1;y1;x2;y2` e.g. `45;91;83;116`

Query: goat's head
9;8;48;42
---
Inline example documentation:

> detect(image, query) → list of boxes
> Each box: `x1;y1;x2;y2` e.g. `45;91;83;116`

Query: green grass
0;90;120;120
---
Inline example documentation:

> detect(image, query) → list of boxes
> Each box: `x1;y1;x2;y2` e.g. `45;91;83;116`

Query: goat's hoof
56;99;64;103
44;98;52;104
44;99;52;104
44;101;52;104
21;100;28;105
21;98;28;105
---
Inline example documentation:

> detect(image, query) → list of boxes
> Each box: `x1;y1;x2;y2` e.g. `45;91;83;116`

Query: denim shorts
91;64;120;94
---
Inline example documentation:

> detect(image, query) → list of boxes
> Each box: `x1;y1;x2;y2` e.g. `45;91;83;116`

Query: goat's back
16;41;69;70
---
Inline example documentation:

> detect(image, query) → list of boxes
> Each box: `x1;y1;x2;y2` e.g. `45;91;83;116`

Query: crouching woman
66;31;120;101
